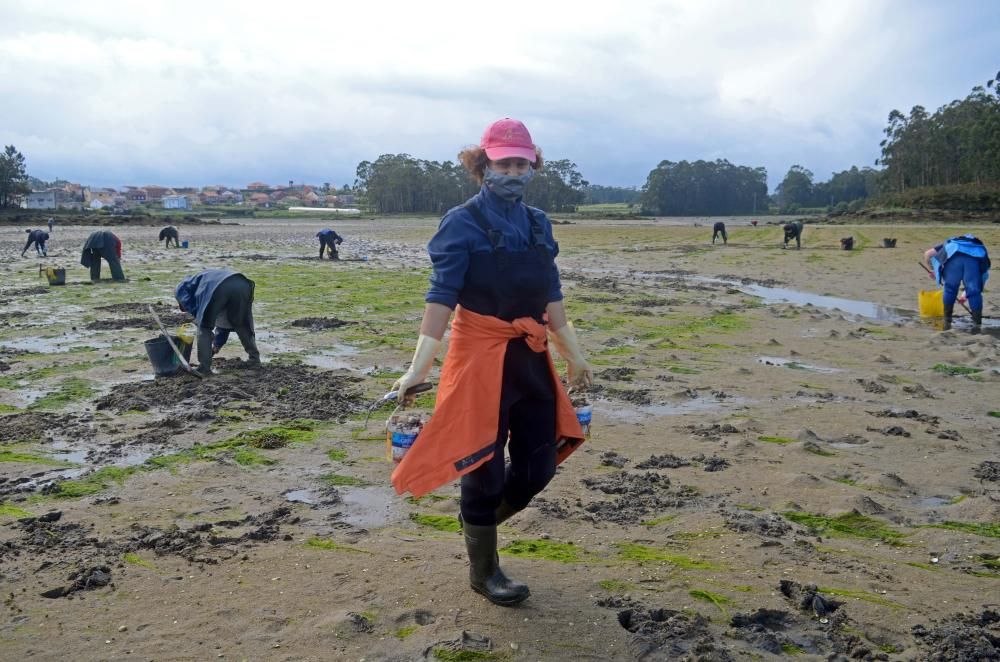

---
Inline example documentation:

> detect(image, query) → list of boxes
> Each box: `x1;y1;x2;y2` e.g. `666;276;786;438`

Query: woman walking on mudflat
390;118;592;606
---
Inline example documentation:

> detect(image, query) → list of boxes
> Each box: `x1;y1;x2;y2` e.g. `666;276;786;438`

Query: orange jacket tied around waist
390;306;586;497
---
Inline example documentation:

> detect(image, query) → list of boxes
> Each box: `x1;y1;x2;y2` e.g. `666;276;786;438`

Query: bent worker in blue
22;229;49;257
81;230;126;281
923;234;991;334
316;228;343;259
175;268;261;376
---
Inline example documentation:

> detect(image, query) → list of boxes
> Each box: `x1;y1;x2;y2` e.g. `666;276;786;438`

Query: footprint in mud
596;366;636;382
96;360;365;420
636;454;690;469
597;596;717;660
581;472;696;524
723;510;792;538
289;317;354;330
865;425;910;437
394;609;435;628
424;631;492;661
911;609;1000;660
867;408;939;424
974;461;1000;482
902;383;935;398
600;451;629;468
40;565;112;599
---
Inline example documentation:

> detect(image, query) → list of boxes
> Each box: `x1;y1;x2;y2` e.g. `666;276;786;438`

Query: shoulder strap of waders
463;201;504;250
525;207;546;246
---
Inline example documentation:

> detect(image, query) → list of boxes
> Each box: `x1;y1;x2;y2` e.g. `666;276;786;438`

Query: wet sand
1;218;998;660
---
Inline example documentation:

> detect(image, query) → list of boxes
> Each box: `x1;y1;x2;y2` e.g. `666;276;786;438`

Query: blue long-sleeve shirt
175;268;239;328
317;229;342;242
426;186;563;308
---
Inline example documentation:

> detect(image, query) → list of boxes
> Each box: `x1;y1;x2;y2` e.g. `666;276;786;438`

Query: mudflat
1;218;998;660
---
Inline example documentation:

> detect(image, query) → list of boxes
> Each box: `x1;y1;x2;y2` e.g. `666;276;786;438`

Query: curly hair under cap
457;146;544;185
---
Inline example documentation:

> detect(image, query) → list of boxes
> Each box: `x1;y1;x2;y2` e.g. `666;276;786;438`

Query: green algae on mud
0;503;34;519
501;539;587;563
688;589;733;617
409;513;460;532
931;363;982;376
122;552;158;571
28;377;95;410
319;473;370;487
432;648;509;662
50;465;138;498
0;450;75;466
782;511;906;545
394;625;418;639
922;521;1000;539
758;435;796;444
615;543;721;570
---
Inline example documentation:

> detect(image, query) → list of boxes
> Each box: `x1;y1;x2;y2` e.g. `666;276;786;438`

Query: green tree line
639;159;767;216
354;154;589;214
0;145;30;209
879;71;1000;191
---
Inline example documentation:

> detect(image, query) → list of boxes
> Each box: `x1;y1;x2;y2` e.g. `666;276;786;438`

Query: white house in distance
24;190;56;209
162;194;190;210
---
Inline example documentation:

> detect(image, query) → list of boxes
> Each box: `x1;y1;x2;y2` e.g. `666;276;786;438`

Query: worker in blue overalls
316;229;343;259
923;234;991;333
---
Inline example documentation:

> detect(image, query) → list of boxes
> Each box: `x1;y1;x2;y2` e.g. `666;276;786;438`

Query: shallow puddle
757;356;843;373
595;395;749;422
284;488;317;505
914;496;952;508
337;485;407;528
0;333;111;354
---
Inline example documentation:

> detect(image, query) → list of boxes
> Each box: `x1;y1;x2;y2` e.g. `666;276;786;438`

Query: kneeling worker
175;268;260;376
159;225;180;248
81;230;125;281
317;228;343;259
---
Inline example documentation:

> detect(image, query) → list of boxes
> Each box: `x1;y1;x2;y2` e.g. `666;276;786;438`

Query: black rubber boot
463;522;529;606
196;328;214;376
971;309;982;335
235;326;261;365
942;303;954;331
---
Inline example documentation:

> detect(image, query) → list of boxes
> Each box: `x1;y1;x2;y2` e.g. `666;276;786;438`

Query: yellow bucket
918;289;944;317
176;323;196;345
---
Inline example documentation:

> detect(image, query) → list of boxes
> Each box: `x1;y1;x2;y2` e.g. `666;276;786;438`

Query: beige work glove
549;323;593;390
391;334;441;406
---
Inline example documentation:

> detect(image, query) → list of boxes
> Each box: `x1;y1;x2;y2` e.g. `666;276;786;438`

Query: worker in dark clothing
712;221;727;245
159;225;180;248
80;231;125;281
783;220;803;249
47;217;54;233
175;268;260;376
22;229;49;257
317;229;343;259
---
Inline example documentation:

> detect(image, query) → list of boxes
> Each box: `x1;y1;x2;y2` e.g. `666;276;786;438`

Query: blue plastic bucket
181;240;189;248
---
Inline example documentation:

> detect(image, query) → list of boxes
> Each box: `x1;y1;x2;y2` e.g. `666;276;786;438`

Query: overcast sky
3;0;998;191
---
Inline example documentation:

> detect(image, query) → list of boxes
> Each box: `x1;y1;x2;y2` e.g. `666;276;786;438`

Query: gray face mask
484;167;534;201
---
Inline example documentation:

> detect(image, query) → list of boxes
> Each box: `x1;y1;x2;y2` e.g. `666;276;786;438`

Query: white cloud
1;0;996;189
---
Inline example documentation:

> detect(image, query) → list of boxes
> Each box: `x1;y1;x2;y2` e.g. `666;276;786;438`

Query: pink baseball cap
480;118;537;163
